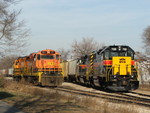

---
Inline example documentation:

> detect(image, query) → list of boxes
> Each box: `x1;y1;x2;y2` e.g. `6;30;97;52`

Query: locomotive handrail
107;64;136;80
106;66;113;81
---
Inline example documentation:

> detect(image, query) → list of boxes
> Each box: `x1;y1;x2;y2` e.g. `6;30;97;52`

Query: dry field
139;84;150;91
0;77;150;113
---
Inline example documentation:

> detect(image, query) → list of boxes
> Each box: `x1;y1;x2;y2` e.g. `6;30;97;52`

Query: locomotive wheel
13;76;21;82
89;77;95;88
76;76;81;84
33;81;39;86
27;77;33;83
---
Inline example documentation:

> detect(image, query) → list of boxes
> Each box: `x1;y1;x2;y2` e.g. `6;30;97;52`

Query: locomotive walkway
0;100;24;113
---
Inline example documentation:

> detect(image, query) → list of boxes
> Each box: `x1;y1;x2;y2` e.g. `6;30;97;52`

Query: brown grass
0;76;5;88
139;84;150;91
73;97;139;113
0;80;144;113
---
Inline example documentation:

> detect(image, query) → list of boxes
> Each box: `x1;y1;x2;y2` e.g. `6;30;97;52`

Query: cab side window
56;55;59;60
37;54;40;60
104;50;109;60
127;49;134;59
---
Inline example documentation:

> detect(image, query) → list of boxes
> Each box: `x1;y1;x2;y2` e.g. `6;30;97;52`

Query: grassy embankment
0;76;148;113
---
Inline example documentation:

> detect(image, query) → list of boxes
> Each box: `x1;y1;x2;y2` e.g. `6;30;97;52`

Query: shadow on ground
0;92;14;100
11;96;88;113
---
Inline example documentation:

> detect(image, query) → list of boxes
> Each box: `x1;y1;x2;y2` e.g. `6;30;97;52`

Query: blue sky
15;0;150;54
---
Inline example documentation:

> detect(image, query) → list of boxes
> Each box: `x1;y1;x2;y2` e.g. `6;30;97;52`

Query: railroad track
129;91;150;98
54;86;150;107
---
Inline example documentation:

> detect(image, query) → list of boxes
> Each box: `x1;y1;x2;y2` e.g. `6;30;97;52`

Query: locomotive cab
35;53;61;75
34;50;63;86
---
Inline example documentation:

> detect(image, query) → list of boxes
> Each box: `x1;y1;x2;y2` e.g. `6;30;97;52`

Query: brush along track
54;85;150;107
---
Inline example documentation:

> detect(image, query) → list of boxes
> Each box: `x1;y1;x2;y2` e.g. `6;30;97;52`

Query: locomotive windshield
41;55;54;59
104;46;134;60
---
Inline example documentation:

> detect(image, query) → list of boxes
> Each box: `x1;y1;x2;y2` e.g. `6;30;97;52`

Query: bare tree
0;55;18;69
139;26;150;84
58;48;70;61
135;52;149;84
0;0;30;57
71;37;104;58
142;26;150;55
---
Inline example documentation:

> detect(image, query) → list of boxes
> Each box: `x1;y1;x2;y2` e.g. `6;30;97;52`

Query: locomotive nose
112;57;131;75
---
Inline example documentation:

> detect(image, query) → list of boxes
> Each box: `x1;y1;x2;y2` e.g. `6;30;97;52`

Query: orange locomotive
13;49;63;86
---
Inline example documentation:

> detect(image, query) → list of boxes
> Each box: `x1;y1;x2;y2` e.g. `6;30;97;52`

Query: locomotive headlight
114;75;117;78
111;75;117;79
131;75;134;79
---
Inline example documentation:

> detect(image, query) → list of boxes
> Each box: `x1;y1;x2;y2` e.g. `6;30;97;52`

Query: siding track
53;84;150;108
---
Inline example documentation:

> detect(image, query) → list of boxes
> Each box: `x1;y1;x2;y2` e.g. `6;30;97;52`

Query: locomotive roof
37;49;60;54
97;45;134;55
